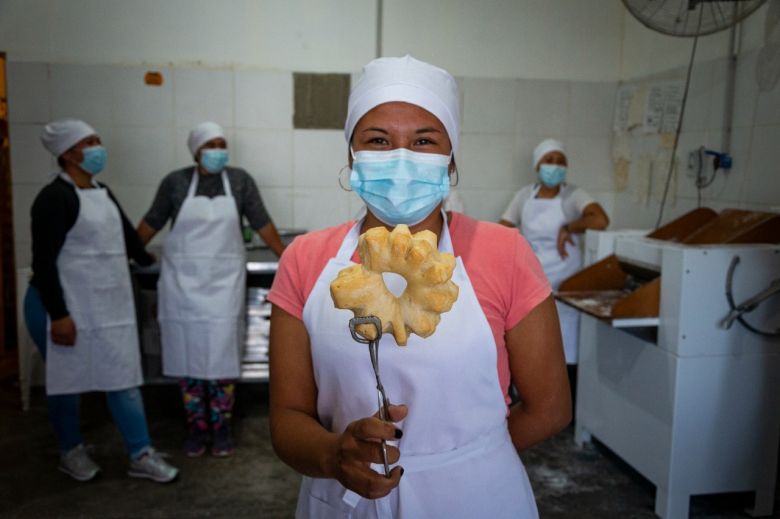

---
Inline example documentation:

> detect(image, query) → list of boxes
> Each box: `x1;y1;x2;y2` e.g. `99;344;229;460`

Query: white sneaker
127;448;179;483
59;444;100;482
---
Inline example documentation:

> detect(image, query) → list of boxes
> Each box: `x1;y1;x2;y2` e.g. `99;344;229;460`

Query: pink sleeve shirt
268;212;551;404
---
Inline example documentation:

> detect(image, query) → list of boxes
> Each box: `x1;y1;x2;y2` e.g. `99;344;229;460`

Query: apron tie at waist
341;424;511;510
396;422;509;473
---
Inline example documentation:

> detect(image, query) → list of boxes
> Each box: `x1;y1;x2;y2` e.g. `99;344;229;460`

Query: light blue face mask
200;149;229;174
79;145;107;175
350;147;451;226
538;164;567;188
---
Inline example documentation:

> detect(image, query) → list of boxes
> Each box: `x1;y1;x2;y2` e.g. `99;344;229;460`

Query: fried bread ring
330;224;459;345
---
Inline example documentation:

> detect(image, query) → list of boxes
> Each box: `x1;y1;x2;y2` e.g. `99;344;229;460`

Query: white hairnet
187;122;225;157
345;55;461;156
533;138;566;169
40;119;96;157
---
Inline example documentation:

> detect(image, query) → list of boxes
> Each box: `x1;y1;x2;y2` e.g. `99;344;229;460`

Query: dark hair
58;144;77;169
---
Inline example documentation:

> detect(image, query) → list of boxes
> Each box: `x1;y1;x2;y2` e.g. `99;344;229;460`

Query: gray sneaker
127;448;179;483
59;444;100;482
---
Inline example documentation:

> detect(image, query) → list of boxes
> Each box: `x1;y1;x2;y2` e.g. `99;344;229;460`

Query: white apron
521;185;581;364
297;215;539;519
158;170;246;379
46;174;143;395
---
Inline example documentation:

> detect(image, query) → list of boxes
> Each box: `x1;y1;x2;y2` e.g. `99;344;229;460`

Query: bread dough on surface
330;224;459;345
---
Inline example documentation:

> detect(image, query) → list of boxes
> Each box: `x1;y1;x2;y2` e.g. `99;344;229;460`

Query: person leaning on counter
137;122;285;458
499;138;609;399
24;119;179;483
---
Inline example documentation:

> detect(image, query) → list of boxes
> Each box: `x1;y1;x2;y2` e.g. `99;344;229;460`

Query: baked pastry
330;224;459;345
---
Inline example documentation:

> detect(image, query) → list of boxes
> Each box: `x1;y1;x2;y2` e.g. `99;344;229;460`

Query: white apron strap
186;168;199;198
58;172;99;189
221;170;233;198
335;220;364;261
438;209;454;254
184;169;232;198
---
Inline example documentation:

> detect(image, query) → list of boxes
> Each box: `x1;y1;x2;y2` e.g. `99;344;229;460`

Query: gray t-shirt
501;183;594;227
143;166;271;231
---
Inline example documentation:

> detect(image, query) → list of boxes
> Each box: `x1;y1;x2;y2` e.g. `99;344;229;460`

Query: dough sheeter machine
556;208;780;519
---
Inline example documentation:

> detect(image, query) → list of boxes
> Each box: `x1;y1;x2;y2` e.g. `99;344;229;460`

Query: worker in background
24;119;179;483
499;138;609;399
137;122;285;458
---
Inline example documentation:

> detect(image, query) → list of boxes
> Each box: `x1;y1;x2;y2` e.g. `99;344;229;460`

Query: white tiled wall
231;129;293;188
102;126;177;187
460;78;517;134
743;124;780;207
6;62;49;125
234;70;293;130
458;78;616;222
457;134;518;190
173;68;235;129
9;123;53;185
292;188;355;231
7;61;617;269
257;187;295;231
110;66;175;128
515;80;570;137
292;130;347;189
611;47;780;229
21;50;780;265
49;64;115;127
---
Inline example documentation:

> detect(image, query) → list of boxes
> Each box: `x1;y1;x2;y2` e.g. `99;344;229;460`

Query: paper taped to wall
613;85;635;132
614;80;685;136
643;80;684;135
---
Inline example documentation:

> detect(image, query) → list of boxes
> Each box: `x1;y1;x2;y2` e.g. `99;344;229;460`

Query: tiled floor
1;383;776;518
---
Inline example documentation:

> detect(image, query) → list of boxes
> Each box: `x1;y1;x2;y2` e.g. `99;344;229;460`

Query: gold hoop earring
338;165;352;191
450;167;459;187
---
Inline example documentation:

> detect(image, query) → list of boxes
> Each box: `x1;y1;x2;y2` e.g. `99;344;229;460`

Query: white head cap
533;138;566;169
345;55;461;156
40;119;97;157
187;122;225;157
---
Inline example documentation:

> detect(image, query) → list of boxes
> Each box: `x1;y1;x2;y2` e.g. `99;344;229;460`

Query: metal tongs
348;316;392;478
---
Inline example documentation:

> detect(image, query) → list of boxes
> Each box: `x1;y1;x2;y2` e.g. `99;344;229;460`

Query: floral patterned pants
178;378;235;432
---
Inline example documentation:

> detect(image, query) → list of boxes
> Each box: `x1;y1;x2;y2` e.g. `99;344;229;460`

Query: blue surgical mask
538;164;566;188
200;149;229;174
79;145;107;175
350;148;451;226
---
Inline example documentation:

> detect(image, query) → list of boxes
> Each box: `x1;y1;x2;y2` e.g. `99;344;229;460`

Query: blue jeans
24;285;151;458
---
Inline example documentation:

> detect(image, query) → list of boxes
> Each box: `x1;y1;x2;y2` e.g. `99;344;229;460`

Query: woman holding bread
268;56;571;518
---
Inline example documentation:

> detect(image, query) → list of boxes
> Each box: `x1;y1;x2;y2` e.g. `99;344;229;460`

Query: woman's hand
51;316;77;346
557;203;610;260
270;305;405;498
327;404;407;499
556;203;610;259
557;225;574;259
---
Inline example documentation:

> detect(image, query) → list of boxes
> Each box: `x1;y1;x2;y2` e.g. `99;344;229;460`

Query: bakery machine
557;208;780;519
